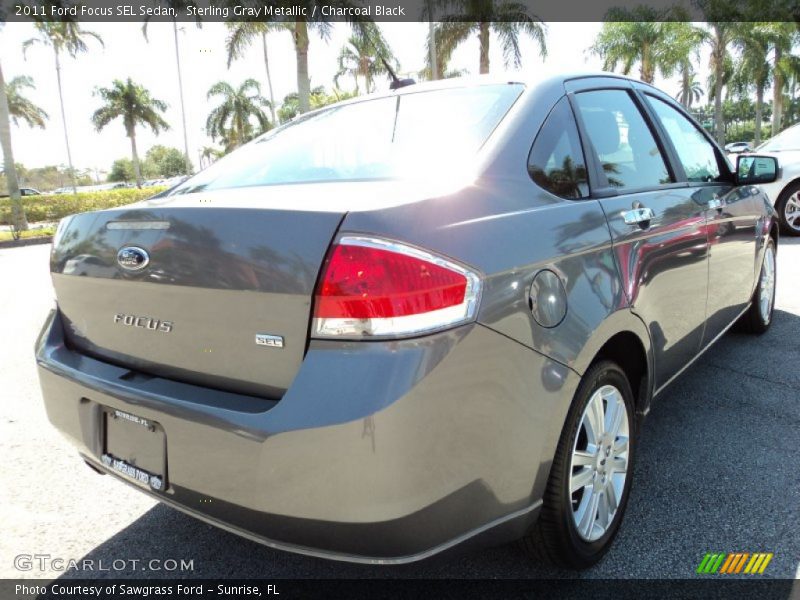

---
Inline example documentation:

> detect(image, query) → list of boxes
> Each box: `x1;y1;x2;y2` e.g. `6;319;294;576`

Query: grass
0;226;56;242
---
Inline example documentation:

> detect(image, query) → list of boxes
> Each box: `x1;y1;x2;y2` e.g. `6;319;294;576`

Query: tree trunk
787;75;797;125
478;22;490;74
428;19;438;80
261;32;277;124
360;57;371;93
295;21;311;114
681;64;690;107
713;37;725;145
129;127;142;188
641;43;654;83
714;77;724;144
772;46;784;136
0;59;28;232
755;85;764;147
236;111;245;148
173;20;192;175
54;48;77;193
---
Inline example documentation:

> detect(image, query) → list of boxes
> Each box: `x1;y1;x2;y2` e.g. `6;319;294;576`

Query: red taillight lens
312;237;481;338
315;245;467;318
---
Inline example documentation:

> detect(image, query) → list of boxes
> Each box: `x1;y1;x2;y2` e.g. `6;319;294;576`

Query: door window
574;90;672;190
647;96;723;182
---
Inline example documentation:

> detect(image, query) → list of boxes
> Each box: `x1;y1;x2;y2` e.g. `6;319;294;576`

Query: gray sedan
36;73;779;569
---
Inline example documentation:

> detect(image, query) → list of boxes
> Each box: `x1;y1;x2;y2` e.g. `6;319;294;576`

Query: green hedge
0;187;167;226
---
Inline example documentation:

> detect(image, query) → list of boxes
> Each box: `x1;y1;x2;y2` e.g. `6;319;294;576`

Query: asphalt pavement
1;239;798;580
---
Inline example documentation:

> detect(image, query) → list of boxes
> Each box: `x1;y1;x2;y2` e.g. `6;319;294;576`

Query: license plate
102;408;166;491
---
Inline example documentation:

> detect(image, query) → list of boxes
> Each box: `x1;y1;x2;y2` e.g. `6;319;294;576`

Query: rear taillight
312;236;481;338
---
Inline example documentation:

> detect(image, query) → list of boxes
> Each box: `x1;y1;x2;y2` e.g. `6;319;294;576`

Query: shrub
0;187;166;226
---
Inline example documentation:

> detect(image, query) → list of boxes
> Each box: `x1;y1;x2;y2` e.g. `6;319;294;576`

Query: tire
739;238;777;335
520;360;635;569
776;182;800;236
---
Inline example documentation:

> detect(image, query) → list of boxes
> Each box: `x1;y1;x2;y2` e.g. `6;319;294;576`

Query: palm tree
428;19;439;81
225;21;284;124
695;0;744;144
5;76;48;129
290;18;332;114
731;24;772;146
590;7;697;85
91;78;170;188
206;79;271;152
421;8;465;81
23;20;103;193
764;22;800;135
226;2;386;114
227;16;329;116
675;69;703;109
423;0;440;80
277;86;356;122
0;59;27;232
433;0;547;74
142;1;201;176
672;24;706;108
200;146;222;168
334;24;395;94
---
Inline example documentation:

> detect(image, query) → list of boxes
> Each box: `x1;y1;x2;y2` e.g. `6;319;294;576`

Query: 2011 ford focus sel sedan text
36;73;780;569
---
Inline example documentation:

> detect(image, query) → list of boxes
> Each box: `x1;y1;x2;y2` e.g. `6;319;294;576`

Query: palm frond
6;75;49;129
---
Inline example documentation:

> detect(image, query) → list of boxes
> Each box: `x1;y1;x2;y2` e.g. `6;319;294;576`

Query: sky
0;21;712;176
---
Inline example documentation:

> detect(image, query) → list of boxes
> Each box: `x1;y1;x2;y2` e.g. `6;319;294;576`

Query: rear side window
647;96;722;182
574;89;672;190
528;97;589;199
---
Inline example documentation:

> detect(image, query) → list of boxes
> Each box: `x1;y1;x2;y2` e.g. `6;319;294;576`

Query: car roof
280;71;653;127
373;71;649;96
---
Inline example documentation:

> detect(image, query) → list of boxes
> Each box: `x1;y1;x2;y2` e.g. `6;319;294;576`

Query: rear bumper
36;309;579;563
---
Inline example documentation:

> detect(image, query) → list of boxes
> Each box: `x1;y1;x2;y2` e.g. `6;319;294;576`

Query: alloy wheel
786;193;800;233
569;385;630;542
759;244;776;324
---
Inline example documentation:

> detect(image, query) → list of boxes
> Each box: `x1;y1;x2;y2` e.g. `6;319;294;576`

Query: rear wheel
521;360;635;569
739;239;776;334
776;182;800;236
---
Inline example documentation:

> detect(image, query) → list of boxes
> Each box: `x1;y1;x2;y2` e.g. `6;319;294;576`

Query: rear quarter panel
342;81;636;376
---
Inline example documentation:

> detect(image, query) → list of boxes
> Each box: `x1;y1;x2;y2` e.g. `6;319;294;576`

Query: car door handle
623;207;656;226
708;197;724;210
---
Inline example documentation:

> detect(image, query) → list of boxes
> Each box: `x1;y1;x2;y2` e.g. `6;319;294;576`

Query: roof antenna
382;58;416;90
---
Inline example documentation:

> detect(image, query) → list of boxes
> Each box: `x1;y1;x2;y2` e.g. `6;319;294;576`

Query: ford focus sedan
36;73;779;569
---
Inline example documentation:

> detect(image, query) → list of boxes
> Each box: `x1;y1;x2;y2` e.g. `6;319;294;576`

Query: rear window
170;84;523;194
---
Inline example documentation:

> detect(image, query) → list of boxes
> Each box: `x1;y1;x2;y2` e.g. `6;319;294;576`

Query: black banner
2;0;800;23
1;579;798;600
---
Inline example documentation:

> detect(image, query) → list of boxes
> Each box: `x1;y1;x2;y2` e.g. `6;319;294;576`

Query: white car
751;122;800;235
725;141;752;154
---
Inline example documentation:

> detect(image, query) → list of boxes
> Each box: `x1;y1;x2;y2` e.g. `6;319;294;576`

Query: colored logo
697;552;773;575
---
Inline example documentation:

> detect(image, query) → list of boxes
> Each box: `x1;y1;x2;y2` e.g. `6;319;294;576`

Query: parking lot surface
1;240;798;579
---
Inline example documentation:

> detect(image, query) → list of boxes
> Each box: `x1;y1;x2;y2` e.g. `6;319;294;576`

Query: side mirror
736;155;779;185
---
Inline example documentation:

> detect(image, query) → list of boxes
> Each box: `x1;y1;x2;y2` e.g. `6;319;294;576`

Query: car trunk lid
50;190;348;398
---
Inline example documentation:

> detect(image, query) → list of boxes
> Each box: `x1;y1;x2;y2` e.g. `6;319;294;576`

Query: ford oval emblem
117;246;150;271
